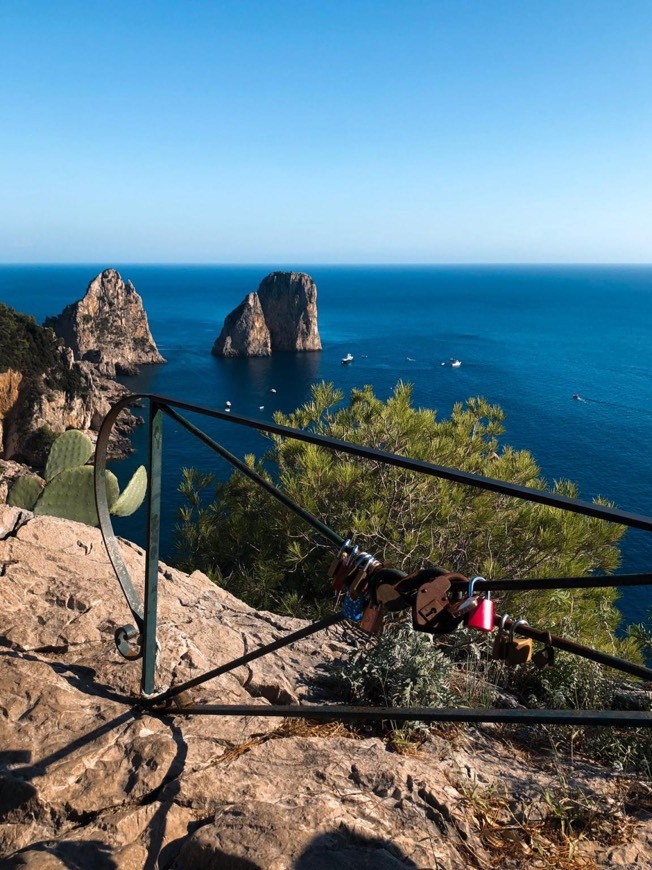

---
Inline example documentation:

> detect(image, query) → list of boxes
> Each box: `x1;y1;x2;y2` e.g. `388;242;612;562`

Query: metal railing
94;394;652;727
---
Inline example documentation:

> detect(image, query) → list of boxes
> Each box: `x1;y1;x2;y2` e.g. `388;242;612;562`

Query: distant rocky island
45;269;166;377
212;271;322;357
0;269;164;466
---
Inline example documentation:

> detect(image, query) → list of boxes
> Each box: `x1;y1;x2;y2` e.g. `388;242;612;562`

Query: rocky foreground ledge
0;505;650;868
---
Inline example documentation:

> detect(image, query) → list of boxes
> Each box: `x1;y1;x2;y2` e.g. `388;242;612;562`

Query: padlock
349;552;378;599
412;574;452;632
332;543;358;591
359;601;384;635
533;631;555;669
370;566;407;606
327;538;351;578
491;613;510;660
466;577;495;632
506;619;533;665
449;576;481;618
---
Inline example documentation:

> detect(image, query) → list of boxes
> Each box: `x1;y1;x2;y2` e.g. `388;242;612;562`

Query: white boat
451;359;462;368
341;353;354;365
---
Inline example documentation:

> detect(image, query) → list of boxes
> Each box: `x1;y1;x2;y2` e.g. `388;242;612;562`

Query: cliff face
0;301;137;465
212;271;322;357
46;269;166;376
212;292;271;358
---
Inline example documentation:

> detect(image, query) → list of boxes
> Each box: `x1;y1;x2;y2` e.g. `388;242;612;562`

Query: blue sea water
1;264;651;627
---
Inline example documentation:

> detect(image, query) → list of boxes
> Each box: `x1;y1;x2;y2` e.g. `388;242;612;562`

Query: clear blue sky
1;1;651;263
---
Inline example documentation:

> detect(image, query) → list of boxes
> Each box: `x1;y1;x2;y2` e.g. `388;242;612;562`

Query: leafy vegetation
0;302;85;398
8;429;147;526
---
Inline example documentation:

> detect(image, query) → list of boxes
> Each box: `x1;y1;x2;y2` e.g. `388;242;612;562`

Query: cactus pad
111;465;147;517
35;465;119;526
45;430;94;481
7;475;44;511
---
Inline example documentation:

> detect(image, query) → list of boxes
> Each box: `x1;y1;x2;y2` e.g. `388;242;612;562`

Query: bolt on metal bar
159;704;652;728
162;404;344;548
146;393;652;533
94;395;145;627
142;611;346;707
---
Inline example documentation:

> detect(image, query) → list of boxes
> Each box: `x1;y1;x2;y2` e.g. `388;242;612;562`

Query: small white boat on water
451;359;462;368
341;353;354;365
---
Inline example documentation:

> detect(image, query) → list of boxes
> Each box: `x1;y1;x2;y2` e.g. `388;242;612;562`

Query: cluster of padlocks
328;539;554;667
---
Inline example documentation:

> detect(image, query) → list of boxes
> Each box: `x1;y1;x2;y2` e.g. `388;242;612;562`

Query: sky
1;0;651;264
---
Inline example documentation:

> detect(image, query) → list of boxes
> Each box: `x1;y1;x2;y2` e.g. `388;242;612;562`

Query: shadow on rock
3;838;118;869
293;829;420;869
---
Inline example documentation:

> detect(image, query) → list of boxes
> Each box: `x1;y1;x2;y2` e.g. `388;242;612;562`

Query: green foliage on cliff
175;381;629;652
0;303;85;398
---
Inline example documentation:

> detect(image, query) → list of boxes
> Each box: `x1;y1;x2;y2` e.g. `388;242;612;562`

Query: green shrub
337;621;454;710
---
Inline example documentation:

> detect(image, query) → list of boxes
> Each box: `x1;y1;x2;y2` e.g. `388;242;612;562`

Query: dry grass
459;774;641;870
217;716;356;765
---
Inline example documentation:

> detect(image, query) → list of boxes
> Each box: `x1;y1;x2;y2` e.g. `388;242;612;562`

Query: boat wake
573;395;652;417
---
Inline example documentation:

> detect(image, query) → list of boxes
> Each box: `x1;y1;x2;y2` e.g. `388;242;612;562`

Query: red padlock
466;576;495;632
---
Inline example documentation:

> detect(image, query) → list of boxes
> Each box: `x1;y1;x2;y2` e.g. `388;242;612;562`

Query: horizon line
2;261;652;269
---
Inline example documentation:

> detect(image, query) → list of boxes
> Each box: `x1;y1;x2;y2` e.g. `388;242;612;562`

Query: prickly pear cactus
44;430;94;481
34;465;119;526
7;475;44;511
111;465;147;517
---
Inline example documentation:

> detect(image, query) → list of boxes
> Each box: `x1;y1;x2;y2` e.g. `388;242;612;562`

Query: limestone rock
0;288;144;464
257;271;322;352
212;292;271;358
46;269;165;376
213;271;321;358
0;505;650;869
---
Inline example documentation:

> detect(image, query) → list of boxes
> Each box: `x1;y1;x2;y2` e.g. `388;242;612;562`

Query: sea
1;264;651;629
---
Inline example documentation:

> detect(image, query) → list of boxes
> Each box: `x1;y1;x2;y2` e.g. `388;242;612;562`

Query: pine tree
175;381;629;651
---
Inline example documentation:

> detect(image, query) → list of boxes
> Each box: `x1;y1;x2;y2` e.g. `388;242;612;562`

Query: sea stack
45;269;166;376
212;271;322;358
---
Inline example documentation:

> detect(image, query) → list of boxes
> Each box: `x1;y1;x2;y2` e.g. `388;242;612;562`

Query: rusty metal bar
142;611;346;707
142;403;164;696
144;393;652;533
450;574;652;592
162;404;343;547
159;704;652;728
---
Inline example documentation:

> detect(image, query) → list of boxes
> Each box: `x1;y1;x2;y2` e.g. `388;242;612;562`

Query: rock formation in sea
0;503;649;867
213;271;322;357
212;292;272;358
45;268;166;377
0;269;162;466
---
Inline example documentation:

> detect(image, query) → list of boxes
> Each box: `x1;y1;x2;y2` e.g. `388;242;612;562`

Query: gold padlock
506;619;533;666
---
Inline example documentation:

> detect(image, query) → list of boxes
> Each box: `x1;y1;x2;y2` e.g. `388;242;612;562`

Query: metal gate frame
94;394;652;728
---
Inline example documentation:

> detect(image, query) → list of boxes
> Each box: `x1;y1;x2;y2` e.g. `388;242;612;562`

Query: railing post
142;402;164;696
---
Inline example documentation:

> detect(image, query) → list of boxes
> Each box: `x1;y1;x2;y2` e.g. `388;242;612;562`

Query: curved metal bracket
94;394;146;630
114;624;142;660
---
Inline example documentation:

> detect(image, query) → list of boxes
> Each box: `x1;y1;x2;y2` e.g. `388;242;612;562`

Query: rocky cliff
45;269;166;376
0;505;649;868
213;271;322;357
0;303;136;465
